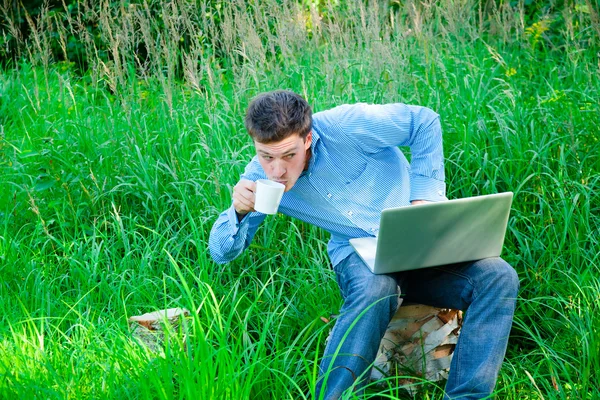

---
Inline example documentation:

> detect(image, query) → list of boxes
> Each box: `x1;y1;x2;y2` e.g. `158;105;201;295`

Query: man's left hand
411;200;431;205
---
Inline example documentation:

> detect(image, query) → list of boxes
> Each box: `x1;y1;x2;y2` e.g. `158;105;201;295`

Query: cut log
128;307;190;352
371;302;463;390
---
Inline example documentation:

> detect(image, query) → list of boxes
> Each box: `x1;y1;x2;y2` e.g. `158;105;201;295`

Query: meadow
0;0;599;398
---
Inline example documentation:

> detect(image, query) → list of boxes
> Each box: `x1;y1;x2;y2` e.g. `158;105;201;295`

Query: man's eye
263;155;272;160
285;154;295;159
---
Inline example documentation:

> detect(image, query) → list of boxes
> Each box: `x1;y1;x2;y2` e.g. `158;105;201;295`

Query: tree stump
370;302;463;389
128;307;190;352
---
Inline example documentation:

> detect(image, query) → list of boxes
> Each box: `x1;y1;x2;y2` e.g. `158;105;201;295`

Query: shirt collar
303;129;320;175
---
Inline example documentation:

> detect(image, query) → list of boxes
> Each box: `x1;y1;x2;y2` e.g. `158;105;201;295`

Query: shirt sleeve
336;103;447;202
208;157;268;264
208;205;266;264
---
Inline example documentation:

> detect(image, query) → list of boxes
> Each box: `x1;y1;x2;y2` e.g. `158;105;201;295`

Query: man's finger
235;188;255;203
235;179;257;192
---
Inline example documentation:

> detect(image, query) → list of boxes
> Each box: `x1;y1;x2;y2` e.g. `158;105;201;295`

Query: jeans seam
434;265;471;398
334;264;348;300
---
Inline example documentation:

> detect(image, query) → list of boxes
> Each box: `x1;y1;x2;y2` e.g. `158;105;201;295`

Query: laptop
349;192;513;274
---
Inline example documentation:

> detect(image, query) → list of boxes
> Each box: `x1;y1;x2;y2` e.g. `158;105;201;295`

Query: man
209;90;519;399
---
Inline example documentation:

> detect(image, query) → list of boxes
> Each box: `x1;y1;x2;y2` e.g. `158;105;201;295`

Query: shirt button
309;173;312;177
327;193;332;198
347;211;353;216
438;190;443;196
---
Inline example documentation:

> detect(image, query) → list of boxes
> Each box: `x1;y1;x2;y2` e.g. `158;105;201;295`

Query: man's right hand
233;179;257;218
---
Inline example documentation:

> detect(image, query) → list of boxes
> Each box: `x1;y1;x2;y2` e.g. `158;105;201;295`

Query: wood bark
128;307;190;352
371;302;463;389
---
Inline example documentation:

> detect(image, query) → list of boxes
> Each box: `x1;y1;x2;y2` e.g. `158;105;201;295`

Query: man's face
254;132;313;192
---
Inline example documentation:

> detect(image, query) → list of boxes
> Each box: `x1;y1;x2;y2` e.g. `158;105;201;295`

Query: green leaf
34;179;56;191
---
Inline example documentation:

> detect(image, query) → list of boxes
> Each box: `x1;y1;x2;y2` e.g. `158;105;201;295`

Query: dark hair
244;90;312;143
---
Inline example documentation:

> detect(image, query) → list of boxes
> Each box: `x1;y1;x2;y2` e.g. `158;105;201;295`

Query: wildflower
525;18;551;49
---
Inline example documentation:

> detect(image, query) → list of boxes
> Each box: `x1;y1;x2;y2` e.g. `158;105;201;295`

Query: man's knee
497;259;520;296
347;274;399;313
365;275;399;302
480;257;520;298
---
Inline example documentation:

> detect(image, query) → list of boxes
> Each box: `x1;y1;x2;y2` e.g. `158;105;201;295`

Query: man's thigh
334;252;399;302
394;257;514;310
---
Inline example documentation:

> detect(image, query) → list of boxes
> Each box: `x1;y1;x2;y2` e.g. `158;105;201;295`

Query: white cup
254;179;285;214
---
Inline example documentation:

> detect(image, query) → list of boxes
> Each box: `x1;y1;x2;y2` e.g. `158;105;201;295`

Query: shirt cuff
226;205;243;236
227;205;261;237
410;175;448;202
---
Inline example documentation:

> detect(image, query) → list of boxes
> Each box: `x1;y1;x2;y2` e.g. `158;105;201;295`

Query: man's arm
335;103;447;203
410;200;431;205
208;162;268;264
208;203;266;264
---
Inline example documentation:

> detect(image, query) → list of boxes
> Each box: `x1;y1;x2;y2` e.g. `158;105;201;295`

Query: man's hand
233;179;257;217
411;200;431;206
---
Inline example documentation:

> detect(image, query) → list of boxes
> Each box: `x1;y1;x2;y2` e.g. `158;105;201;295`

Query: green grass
1;0;599;398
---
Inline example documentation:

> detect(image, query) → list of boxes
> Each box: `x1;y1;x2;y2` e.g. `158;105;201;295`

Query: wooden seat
371;301;463;388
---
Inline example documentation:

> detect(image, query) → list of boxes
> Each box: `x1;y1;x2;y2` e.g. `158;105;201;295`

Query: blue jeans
315;253;519;400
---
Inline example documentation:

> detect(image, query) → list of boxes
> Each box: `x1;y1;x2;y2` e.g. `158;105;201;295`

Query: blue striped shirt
209;103;447;266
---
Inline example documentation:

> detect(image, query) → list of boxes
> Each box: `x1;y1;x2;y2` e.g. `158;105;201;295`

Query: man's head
245;90;312;143
245;90;313;192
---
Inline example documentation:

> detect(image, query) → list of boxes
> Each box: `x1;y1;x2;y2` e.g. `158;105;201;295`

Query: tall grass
1;0;599;398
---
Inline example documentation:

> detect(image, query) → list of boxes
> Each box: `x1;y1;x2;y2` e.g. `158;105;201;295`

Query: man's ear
304;131;313;149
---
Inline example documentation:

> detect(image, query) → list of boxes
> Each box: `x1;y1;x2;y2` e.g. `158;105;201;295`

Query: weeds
0;0;599;398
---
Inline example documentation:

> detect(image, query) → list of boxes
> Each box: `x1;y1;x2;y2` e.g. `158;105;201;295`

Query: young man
209;90;519;399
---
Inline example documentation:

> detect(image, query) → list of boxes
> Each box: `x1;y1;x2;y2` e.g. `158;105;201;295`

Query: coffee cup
254;179;285;214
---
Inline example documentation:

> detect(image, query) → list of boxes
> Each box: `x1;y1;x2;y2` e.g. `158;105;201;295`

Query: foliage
0;0;599;398
2;0;597;72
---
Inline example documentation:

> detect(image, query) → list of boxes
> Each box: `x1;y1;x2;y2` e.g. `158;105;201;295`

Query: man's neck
304;147;312;171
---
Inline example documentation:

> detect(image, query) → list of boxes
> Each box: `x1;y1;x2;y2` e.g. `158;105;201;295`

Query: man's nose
271;160;285;178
